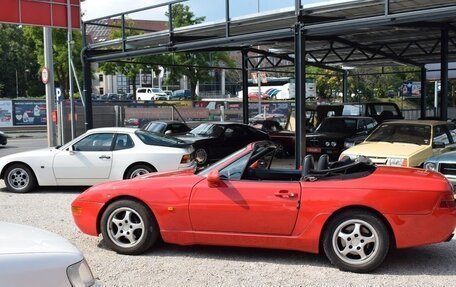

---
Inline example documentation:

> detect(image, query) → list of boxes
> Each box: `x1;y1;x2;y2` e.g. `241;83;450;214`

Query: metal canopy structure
82;0;456;167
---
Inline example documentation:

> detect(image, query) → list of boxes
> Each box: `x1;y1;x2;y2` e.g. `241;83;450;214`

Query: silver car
424;151;456;191
0;222;98;287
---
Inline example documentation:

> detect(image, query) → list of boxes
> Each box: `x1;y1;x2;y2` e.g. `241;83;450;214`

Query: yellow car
340;120;456;167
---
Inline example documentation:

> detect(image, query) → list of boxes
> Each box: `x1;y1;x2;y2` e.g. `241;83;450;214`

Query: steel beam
343;70;348;103
294;23;306;169
242;49;249;124
440;28;449;120
420;67;427;119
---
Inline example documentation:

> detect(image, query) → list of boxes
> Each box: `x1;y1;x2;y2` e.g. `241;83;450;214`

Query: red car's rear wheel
323;210;390;273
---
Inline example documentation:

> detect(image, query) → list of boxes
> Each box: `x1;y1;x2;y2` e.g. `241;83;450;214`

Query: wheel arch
1;161;39;184
123;162;157;179
318;205;397;254
96;195;161;239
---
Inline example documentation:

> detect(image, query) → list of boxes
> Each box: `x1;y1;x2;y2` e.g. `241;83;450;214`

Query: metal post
225;0;230;37
44;27;57;147
241;49;249;124
420;67;427;119
295;0;302;16
384;0;390;15
440;27;448;121
343;70;348;103
15;69;19;98
294;23;306;169
82;23;93;131
67;0;75;140
257;71;262;115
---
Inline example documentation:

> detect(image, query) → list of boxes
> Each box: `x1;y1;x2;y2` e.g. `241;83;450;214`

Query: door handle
274;190;297;198
99;155;111;159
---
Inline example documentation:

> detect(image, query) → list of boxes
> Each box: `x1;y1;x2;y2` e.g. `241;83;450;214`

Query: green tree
165;4;235;98
23;26;83;98
98;19;168;95
0;24;43;98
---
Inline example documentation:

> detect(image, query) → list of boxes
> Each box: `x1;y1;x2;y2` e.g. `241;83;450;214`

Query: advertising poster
13;100;47;126
0;101;13;127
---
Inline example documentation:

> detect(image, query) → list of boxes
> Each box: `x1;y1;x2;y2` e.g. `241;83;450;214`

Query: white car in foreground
0;127;195;193
0;222;97;287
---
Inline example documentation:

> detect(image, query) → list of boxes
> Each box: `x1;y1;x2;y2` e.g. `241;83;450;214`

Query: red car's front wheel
100;200;159;255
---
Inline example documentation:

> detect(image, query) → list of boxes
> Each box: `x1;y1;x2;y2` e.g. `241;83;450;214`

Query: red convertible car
72;142;456;273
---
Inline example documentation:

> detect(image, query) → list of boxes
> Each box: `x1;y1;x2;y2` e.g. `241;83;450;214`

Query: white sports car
0;221;98;287
0;127;195;193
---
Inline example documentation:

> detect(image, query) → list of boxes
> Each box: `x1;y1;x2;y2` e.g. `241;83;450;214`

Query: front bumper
71;200;104;236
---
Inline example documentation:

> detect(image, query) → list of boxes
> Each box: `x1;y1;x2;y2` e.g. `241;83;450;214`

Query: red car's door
189;179;301;235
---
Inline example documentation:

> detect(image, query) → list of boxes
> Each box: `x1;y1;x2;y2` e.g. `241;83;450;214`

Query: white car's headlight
67;259;96;287
423;162;436;171
387;157;407;167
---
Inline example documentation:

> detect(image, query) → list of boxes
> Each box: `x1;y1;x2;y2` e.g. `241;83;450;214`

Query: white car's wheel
4;163;37;193
125;164;156;179
100;200;159;255
323;210;390;273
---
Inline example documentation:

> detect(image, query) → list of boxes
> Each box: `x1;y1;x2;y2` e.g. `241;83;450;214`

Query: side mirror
207;170;221;188
433;142;445;149
164;130;172;135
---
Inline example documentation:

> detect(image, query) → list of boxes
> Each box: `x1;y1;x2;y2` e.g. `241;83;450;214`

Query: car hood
175;134;215;143
427;150;456;162
344;142;428;157
307;132;352;140
0;147;58;162
0;222;81;256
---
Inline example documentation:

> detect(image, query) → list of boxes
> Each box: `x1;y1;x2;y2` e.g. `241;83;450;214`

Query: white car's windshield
367;123;431;145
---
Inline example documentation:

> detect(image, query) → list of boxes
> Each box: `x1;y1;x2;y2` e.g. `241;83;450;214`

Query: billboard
401;81;421;97
0;0;80;29
13;100;47;126
0;101;13;127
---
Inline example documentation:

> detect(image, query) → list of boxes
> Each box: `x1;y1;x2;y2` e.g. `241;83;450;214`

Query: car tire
323;210;390;273
195;147;209;166
125;164;156;179
100;200;159;255
4;163;37;193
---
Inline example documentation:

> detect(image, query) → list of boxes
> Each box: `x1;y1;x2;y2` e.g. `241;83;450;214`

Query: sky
80;0;321;22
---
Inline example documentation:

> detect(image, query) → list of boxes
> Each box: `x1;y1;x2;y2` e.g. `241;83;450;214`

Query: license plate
306;147;321;153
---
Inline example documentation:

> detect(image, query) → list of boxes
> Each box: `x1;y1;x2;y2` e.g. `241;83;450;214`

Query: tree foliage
0;24;43;98
23;26;83;98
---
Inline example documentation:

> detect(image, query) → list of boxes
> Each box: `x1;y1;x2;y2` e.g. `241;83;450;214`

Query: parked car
0;221;97;287
0;127;195;193
142;121;191;135
340;120;456;167
342;102;403;123
72;141;456;273
424;151;456;189
0;131;7;146
306;116;377;161
248;91;270;100
252;119;295;157
136;88;168;101
163;90;173;99
169;89;192;100
176;122;269;165
250;113;287;128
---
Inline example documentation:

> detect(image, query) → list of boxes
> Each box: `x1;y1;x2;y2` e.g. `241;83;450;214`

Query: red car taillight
439;193;456;208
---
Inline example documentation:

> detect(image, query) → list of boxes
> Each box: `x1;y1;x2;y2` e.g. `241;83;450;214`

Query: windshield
146;122;166;133
366;123;431;145
317;118;357;134
190;123;225;137
197;147;249;175
135;130;187;147
152;88;163;93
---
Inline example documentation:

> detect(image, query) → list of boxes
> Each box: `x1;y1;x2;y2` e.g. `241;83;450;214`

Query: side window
73;133;114;152
219;154;250;180
448;124;456;143
433;125;450;145
365;119;377;130
114;134;134;151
